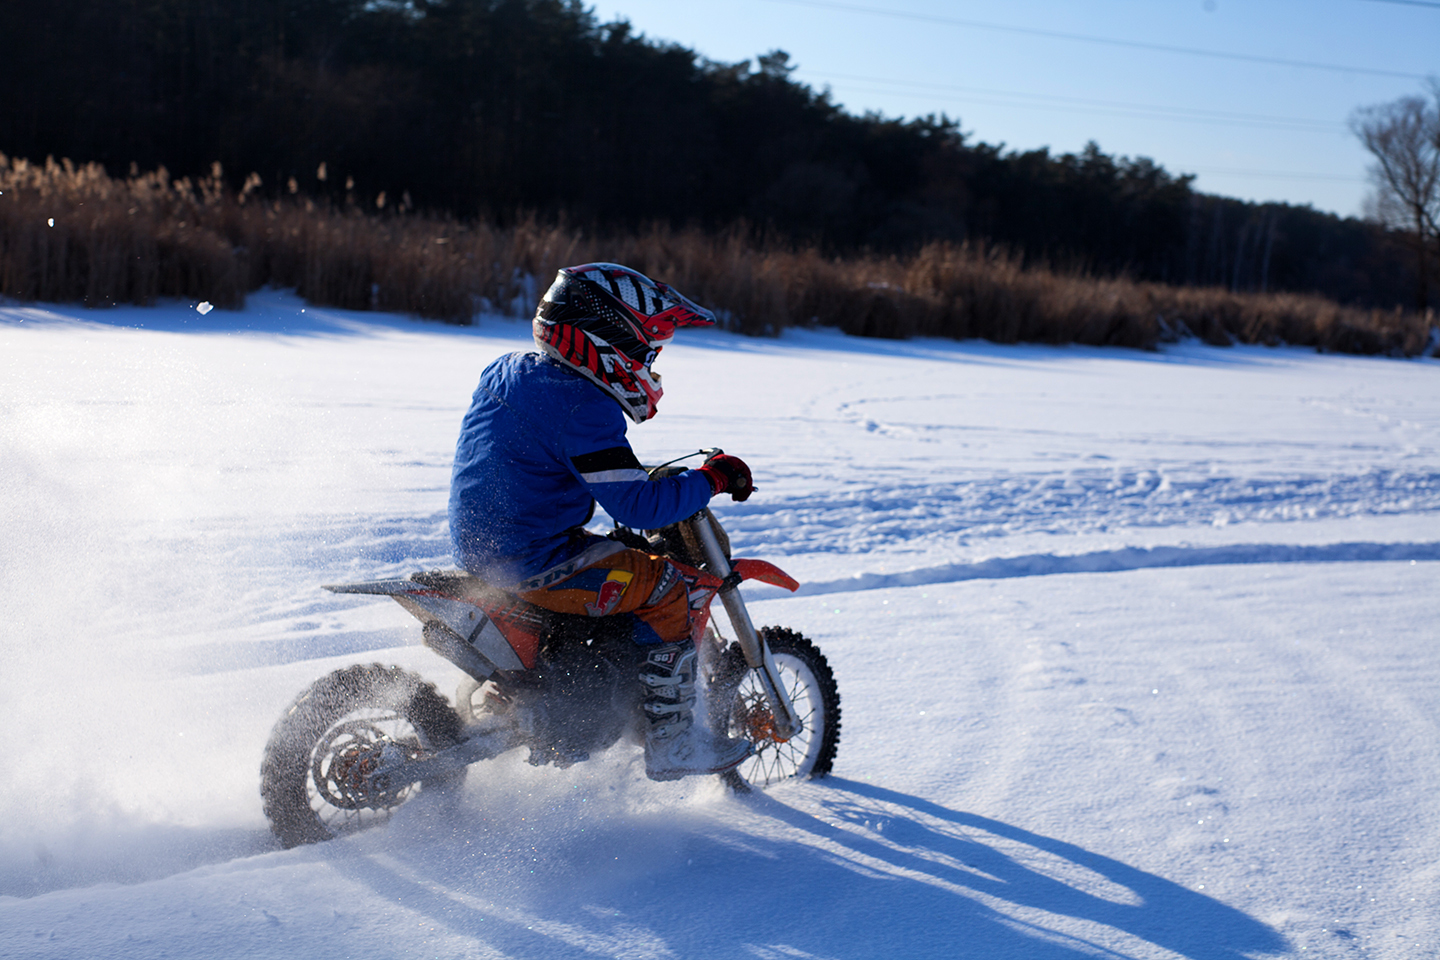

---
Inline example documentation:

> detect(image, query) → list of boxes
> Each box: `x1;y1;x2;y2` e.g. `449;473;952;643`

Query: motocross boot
639;642;751;781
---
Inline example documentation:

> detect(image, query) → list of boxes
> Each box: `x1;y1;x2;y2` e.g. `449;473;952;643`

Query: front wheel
260;664;466;848
712;627;841;789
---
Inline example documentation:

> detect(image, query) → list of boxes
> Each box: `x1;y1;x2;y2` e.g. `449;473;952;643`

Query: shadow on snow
1;774;1287;959
332;777;1286;960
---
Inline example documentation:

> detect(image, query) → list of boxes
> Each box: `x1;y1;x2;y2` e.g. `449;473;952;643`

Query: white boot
639;643;751;781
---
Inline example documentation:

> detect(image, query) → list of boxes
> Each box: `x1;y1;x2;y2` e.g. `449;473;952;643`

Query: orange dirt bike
260;456;841;848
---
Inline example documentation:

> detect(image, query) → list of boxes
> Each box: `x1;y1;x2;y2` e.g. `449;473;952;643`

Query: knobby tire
714;627;841;790
260;663;465;848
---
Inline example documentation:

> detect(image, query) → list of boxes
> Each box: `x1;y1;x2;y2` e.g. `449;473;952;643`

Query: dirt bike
260;456;841;848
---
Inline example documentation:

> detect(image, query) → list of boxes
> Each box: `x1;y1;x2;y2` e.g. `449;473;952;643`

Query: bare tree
1351;83;1440;311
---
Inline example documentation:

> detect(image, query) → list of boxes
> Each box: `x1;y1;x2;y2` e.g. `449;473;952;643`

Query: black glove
698;453;754;502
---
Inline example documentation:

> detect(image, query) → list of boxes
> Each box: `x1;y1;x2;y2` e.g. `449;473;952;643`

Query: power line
761;0;1430;80
799;72;1366;185
807;70;1348;132
1358;0;1440;9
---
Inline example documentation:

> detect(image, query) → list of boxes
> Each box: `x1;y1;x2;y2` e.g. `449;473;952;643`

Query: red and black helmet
532;263;716;422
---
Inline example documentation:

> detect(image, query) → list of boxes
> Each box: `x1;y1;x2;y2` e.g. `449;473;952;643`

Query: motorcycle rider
448;263;755;781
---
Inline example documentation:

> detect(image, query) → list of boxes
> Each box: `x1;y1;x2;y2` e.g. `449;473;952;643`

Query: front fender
731;558;800;593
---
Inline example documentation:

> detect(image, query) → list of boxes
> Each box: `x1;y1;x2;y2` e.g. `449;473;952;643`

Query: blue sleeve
563;398;712;530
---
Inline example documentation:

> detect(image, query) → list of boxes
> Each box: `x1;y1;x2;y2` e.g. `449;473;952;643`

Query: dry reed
2;154;1434;356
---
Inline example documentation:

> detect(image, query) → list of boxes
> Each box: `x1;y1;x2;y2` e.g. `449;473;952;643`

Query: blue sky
586;0;1438;218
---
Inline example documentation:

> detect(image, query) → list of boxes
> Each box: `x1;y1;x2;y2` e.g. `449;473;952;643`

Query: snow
2;288;1437;959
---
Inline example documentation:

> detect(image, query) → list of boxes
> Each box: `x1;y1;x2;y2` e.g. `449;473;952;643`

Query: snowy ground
2;289;1437;959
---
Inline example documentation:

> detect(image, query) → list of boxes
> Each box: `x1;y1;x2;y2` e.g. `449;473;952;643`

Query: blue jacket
448;351;711;585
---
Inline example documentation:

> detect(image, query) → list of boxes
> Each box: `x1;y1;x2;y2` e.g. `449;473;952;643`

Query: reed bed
2;154;1433;356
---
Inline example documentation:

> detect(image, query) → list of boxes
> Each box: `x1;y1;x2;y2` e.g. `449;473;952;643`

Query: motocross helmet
532;263;716;423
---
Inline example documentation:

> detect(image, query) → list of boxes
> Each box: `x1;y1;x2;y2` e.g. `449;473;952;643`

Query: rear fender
324;580;528;671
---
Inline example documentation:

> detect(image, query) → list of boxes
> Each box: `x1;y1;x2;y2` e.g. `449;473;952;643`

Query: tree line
0;0;1428;311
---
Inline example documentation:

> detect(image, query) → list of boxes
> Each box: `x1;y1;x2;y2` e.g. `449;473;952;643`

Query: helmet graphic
532;263;716;423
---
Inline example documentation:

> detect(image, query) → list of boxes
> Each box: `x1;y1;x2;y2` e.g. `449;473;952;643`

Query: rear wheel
712;627;841;789
261;664;465;848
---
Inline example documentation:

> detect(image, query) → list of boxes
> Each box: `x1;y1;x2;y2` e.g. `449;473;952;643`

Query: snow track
729;469;1440;556
3;293;1438;958
785;539;1440;595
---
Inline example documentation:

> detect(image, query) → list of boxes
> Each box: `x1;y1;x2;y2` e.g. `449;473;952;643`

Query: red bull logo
585;570;633;616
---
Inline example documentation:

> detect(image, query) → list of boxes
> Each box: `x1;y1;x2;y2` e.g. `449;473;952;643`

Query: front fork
687;510;802;741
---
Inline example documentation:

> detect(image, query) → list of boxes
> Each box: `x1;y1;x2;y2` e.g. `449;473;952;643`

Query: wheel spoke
307;709;422;834
726;632;838;789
